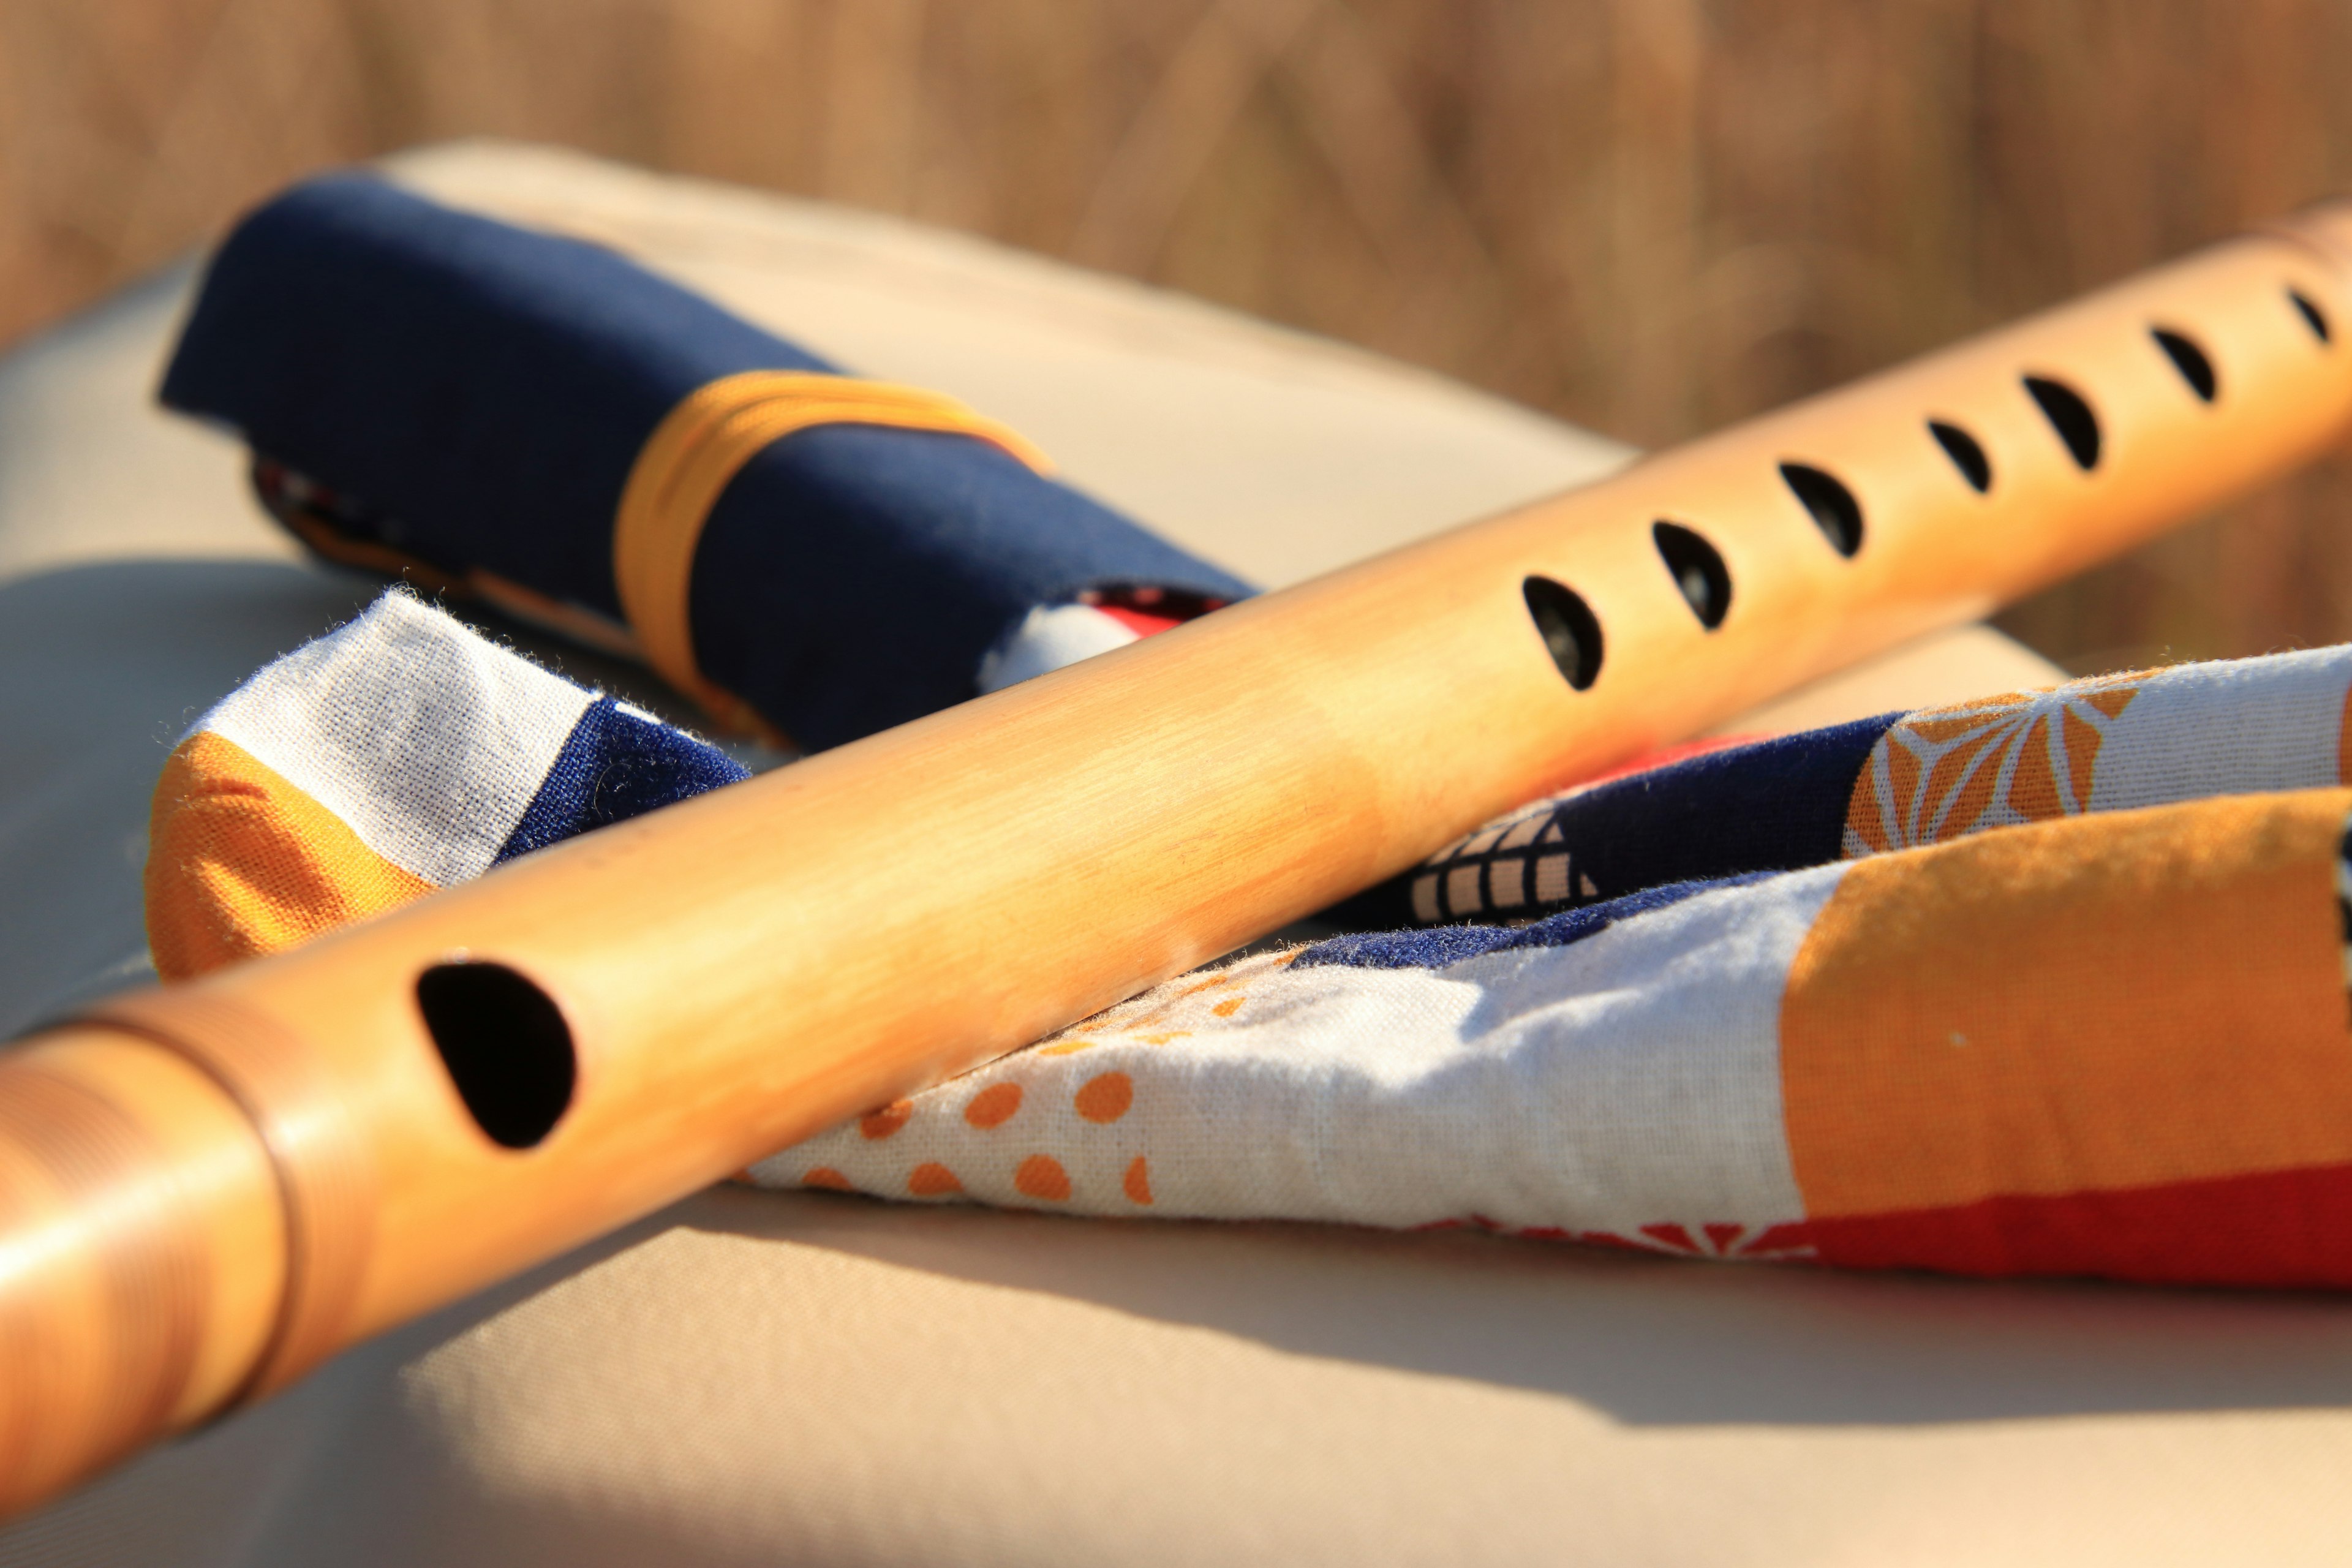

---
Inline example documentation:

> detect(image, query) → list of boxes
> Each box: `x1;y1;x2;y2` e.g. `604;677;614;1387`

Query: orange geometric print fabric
1782;788;2352;1218
1843;673;2146;853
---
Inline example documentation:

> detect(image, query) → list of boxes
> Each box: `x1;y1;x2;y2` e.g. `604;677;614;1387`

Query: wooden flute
10;202;2352;1517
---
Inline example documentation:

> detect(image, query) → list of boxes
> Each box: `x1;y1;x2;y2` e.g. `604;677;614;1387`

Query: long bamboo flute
12;204;2352;1515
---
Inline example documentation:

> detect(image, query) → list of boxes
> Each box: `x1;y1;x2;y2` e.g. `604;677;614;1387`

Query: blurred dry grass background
6;0;2352;668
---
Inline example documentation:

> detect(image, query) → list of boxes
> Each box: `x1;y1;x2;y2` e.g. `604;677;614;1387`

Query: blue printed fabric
1349;647;2352;928
494;696;750;863
1326;719;1896;928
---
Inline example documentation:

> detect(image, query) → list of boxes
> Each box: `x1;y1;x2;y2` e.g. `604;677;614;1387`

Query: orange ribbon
611;371;1052;741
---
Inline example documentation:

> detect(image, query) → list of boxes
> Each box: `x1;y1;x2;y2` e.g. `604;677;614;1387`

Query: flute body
9;206;2352;1513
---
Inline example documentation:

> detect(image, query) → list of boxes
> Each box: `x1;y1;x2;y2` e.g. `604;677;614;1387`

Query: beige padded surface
8;142;2338;1566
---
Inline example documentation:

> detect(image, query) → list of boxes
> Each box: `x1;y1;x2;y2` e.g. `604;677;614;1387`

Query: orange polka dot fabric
755;1039;1172;1216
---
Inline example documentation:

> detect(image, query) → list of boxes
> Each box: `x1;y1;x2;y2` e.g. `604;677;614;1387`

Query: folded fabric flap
146;591;746;980
161;174;1253;748
758;787;2352;1289
145;729;441;984
1301;872;1783;967
1778;787;2352;1287
1324;718;1891;930
1363;643;2352;930
494;695;749;863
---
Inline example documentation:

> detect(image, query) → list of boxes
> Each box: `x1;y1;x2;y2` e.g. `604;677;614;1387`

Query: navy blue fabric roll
161;173;1253;750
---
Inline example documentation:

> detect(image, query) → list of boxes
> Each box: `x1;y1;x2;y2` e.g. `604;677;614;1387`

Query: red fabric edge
1796;1163;2352;1287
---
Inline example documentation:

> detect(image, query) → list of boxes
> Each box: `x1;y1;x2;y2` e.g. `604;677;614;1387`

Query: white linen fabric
758;872;1834;1239
12;141;2352;1568
204;589;600;887
976;601;1151;692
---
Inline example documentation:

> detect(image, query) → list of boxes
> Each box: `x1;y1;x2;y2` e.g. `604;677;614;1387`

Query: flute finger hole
1651;521;1732;629
416;962;578;1150
1522;576;1603;690
1928;420;1993;493
1777;462;1864;557
2291;288;2332;344
2150;327;2218;402
2023;374;2101;469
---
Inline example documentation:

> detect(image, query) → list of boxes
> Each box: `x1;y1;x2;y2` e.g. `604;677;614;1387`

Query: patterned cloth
160;175;1251;752
146;592;2352;1288
143;591;747;980
1343;649;2352;927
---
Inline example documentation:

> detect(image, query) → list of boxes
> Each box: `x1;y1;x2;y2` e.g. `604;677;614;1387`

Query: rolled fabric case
160;173;1253;750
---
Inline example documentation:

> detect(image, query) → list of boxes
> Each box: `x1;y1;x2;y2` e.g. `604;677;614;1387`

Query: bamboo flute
11;203;2352;1516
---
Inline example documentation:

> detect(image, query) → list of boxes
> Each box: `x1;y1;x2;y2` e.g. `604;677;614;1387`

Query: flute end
0;1026;288;1521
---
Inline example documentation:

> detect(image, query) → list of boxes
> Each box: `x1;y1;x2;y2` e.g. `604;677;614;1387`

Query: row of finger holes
403;295;2343;1138
1528;285;2334;691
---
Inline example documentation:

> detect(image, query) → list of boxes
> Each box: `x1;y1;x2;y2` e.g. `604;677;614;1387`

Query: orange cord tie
612;371;1054;741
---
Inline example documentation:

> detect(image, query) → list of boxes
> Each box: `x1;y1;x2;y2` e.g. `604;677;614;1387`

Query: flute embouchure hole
1523;576;1603;690
1651;521;1732;629
417;961;578;1150
1777;462;1864;557
2292;288;2332;344
1928;420;1993;492
2152;326;2218;402
2023;375;2101;469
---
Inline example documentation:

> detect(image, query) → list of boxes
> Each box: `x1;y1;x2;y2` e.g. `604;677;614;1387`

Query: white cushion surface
7;143;2328;1568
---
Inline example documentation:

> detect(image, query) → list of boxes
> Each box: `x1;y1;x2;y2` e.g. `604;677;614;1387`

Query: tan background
7;0;2352;668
